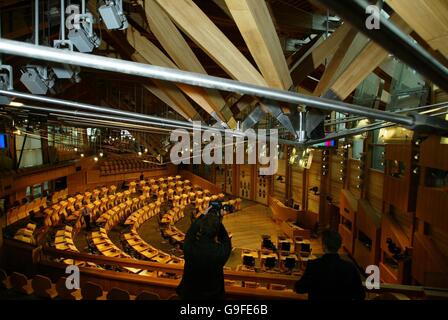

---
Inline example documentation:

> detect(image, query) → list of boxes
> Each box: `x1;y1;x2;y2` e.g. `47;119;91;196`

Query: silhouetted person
177;206;232;300
140;173;144;181
295;229;365;300
82;204;91;231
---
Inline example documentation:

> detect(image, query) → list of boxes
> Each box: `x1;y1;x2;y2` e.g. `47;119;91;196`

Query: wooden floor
223;200;324;255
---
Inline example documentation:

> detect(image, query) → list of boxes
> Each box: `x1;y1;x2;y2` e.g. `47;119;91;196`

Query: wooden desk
55;236;65;244
56;243;69;251
97;243;113;251
127;238;143;246
133;243;150;252
241;249;259;259
102;249;122;258
124;267;142;274
151;254;172;264
172;234;185;243
140;249;158;260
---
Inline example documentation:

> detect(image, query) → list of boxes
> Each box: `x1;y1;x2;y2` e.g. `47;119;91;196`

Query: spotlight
80;153;85;157
94;156;99;162
144;148;148;153
138;151;142;156
68;8;101;53
99;152;104;157
74;147;78;152
98;0;128;30
0;65;13;104
52;41;81;80
20;65;55;95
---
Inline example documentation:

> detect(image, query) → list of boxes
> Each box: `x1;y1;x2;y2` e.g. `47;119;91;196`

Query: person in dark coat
294;229;365;300
177;206;232;300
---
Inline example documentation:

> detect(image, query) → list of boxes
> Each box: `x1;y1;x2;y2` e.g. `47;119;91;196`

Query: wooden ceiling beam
387;0;448;58
143;0;235;127
88;1;197;121
126;25;216;121
326;15;412;100
312;28;360;96
154;0;267;87
289;22;352;86
224;0;292;90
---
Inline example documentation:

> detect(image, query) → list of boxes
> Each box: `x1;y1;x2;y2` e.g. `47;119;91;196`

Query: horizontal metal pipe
317;0;448;93
306;122;392;146
0;39;414;126
0;89;195;129
324;102;448;126
7;103;196;131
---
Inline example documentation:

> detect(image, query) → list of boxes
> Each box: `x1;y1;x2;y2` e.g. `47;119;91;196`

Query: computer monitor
243;255;255;267
279;241;291;252
300;242;311;253
0;134;6;149
262;238;274;250
265;257;276;269
284;257;296;270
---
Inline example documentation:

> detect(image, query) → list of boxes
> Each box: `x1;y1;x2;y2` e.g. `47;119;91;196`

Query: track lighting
20;65;55;95
0;65;13;104
99;0;128;30
68;6;101;53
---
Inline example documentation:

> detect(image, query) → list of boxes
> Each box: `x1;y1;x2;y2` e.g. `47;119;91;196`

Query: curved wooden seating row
54;225;79;253
99;157;162;176
6;189;68;226
2;269;163;300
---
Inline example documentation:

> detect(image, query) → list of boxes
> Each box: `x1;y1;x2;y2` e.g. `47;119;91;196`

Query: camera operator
176;203;232;300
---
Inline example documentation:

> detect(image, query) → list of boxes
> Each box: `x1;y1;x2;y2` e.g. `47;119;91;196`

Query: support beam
325;15;412;100
154;0;267;87
225;0;292;90
88;1;197;121
317;0;448;94
143;0;234;126
289;22;352;86
127;26;212;120
313;28;358;96
387;0;448;58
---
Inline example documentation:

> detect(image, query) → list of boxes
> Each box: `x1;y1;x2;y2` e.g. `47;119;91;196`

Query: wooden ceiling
1;0;447;143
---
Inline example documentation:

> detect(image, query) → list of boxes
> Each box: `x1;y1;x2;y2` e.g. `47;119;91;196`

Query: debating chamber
1;0;448;305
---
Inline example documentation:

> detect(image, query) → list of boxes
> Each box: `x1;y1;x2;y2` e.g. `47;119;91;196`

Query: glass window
371;129;385;172
15;129;43;168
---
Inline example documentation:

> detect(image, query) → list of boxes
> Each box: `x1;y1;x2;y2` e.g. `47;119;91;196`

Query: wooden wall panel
367;169;384;212
239;164;253;200
273;159;287;201
348;159;361;200
307;153;321;214
330;152;344;202
291;165;304;208
255;168;269;205
354;200;381;269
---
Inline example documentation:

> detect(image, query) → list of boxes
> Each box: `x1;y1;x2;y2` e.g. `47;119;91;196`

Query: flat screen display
313;140;335;148
0;134;7;149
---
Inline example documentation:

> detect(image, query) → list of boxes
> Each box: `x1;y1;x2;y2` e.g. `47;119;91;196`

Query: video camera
209;201;234;215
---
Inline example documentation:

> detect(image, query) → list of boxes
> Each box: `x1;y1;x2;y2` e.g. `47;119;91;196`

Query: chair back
107;287;130;300
81;281;104;300
135;291;161;300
